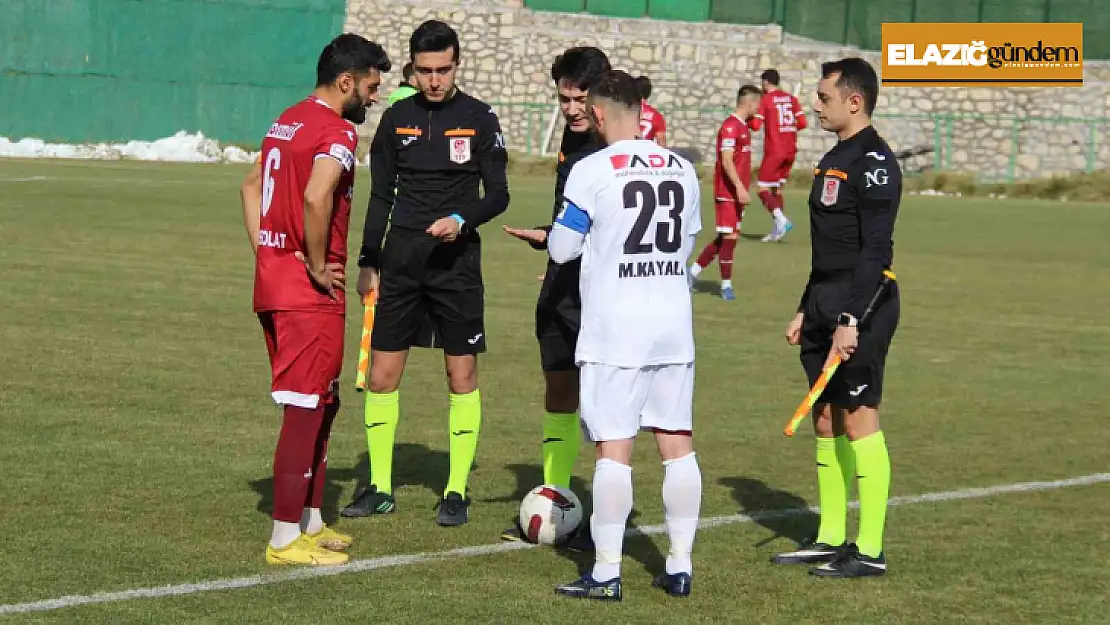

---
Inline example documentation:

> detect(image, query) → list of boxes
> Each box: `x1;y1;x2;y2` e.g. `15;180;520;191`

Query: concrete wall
346;0;1110;181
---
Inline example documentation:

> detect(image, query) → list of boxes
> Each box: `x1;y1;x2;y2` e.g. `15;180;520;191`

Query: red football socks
719;237;737;280
696;235;723;268
272;404;326;523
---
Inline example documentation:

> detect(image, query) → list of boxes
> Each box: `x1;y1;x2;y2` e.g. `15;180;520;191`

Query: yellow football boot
265;534;349;566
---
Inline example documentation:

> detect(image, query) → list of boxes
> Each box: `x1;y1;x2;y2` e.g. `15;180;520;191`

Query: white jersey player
547;70;703;603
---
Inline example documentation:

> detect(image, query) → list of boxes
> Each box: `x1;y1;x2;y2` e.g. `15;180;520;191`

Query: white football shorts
578;362;695;442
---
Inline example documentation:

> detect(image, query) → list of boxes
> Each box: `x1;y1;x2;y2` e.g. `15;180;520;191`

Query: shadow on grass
249;442;457;525
718;476;819;549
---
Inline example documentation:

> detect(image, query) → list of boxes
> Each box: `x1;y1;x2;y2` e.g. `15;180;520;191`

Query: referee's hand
785;312;804;346
427;217;461;242
357;267;379;299
502;225;548;246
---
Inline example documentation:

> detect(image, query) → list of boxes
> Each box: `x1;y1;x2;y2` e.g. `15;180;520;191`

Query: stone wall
345;0;1110;181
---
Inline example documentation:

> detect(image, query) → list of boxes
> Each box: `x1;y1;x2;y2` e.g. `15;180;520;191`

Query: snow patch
0;131;259;164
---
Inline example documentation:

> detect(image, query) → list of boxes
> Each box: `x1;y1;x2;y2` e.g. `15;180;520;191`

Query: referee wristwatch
837;313;858;327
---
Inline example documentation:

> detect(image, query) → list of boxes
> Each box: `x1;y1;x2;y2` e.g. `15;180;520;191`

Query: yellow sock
542;412;580;488
446;390;481;497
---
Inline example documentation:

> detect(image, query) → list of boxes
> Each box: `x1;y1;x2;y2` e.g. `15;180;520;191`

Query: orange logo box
881;22;1083;87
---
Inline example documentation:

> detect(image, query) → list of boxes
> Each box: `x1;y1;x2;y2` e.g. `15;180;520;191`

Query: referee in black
501;46;610;548
346;20;510;527
774;58;900;578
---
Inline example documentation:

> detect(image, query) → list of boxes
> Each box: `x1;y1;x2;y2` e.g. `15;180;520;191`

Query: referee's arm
454;111;510;229
845;161;902;319
358;109;398;269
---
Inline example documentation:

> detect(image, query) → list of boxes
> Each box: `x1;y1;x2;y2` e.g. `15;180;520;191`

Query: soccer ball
518;485;583;545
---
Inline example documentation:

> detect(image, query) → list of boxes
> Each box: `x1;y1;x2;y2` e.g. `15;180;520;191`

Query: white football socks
301;507;324;535
270;521;301;549
590;458;633;582
662;452;702;576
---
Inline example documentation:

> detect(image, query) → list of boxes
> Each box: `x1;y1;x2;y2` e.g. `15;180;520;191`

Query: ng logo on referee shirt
881;22;1083;87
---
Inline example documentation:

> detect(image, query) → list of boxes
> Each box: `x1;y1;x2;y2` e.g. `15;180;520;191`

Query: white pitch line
1;472;1107;616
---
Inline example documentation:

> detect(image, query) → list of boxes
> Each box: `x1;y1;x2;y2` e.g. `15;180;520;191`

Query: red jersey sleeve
653;109;667;135
718;117;740;152
751;96;768;132
792;94;808;131
315;124;358;173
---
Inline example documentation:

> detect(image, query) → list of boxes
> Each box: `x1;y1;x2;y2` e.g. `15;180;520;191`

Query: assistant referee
774;57;901;578
346;20;510;527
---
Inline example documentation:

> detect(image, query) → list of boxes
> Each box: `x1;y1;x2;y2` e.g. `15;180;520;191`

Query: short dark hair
402;62;415;81
550;46;611;91
737;84;762;103
410;19;460;62
635;75;652;100
590;70;641;111
315;33;392;87
760;69;780;86
821;57;879;115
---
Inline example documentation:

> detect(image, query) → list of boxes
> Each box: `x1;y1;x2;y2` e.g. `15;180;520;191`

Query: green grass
0;159;1107;623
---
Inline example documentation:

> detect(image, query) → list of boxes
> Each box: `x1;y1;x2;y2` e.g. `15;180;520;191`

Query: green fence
0;0;345;145
493;101;1108;182
524;0;1110;59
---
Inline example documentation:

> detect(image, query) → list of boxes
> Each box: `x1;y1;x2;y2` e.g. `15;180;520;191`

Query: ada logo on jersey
609;153;684;170
820;176;841;206
450;137;471;164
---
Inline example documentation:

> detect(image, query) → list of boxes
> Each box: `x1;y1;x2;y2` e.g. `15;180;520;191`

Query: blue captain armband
555;200;591;234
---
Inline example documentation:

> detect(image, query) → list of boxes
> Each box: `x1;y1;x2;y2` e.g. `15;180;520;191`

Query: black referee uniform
358;90;510;354
799;125;901;406
532;127;601;371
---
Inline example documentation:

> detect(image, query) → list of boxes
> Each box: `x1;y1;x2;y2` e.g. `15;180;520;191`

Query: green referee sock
814;436;855;547
446;390;482;498
542;412;580;488
364;390;400;494
852;431;891;558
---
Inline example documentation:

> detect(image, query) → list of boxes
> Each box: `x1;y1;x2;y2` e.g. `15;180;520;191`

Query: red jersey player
239;33;390;567
636;75;668;146
688;85;762;300
751;69;807;242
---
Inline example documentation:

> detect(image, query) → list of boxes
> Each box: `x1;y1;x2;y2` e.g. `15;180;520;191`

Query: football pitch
1;158;1107;624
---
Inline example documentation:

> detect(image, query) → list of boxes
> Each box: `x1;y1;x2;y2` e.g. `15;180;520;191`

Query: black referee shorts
799;280;900;409
535;259;581;373
372;230;486;356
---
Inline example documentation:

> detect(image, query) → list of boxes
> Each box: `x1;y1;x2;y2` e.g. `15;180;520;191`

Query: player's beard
342;93;368;124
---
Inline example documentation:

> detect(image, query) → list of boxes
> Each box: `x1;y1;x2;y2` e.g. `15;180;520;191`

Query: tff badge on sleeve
450;137;471;164
820;176;841;206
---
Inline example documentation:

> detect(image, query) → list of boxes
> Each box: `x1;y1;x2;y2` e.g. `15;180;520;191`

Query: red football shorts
713;199;746;234
758;150;796;187
257;310;345;409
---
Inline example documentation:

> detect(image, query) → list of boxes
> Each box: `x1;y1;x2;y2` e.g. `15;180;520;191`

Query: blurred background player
240;33;390;566
548;70;703;602
636;75;668;147
501;46;611;547
346;20;510;527
688;84;762;300
387;62;419;106
751;69;806;242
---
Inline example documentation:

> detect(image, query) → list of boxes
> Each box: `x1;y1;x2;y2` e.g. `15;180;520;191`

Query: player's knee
445;356;478;394
653;429;694;461
811;403;837;437
842;405;880;441
544;370;579;413
368;352;406;393
723;232;739;241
